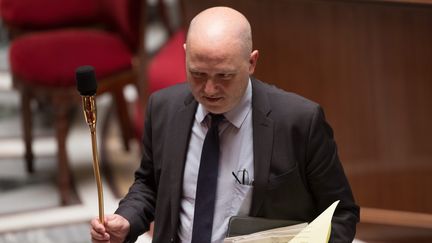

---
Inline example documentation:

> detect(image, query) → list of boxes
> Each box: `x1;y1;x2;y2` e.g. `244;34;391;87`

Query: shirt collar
196;78;252;129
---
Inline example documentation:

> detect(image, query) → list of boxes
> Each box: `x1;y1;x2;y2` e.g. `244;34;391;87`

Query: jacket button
170;238;174;242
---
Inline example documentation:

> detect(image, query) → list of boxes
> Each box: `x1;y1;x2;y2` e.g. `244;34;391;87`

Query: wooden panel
183;0;432;214
361;207;432;228
356;222;432;242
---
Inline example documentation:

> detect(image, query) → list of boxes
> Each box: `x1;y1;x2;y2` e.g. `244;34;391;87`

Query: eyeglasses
232;169;252;185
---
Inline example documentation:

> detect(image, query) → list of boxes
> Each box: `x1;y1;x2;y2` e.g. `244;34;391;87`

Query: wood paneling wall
183;0;432;214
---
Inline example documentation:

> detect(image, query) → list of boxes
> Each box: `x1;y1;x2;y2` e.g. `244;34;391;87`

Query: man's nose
203;79;218;95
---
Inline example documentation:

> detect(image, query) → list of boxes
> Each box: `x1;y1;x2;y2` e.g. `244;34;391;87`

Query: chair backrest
0;0;145;49
100;0;144;52
0;0;100;30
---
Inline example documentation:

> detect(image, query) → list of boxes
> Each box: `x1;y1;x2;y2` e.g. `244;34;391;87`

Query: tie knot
209;113;224;127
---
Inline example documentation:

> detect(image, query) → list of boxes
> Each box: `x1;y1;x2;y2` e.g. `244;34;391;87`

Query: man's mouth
203;97;222;102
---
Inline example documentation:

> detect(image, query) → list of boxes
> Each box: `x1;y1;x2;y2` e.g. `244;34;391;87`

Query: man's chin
202;103;226;114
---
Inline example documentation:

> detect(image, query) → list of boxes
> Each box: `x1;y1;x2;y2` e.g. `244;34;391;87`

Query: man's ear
248;50;259;74
183;43;186;51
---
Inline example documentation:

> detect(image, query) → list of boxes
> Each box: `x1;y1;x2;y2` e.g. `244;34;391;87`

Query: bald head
184;7;259;114
186;7;253;58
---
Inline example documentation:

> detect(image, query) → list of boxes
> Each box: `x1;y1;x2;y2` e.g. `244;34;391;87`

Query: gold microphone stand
81;96;104;224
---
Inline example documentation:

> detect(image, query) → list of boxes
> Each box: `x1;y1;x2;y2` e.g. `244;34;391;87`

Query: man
91;6;359;243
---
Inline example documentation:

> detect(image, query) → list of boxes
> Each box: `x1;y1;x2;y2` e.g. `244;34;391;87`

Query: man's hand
90;214;130;243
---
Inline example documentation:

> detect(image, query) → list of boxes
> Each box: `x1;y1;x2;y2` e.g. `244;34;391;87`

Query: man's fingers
91;218;106;233
90;218;110;242
91;228;110;241
91;238;109;243
90;228;109;239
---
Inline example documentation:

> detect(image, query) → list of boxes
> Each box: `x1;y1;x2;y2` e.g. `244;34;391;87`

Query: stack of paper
224;200;340;243
224;223;307;243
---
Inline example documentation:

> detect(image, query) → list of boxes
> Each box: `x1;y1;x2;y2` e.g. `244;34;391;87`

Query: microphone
76;65;97;130
75;66;104;224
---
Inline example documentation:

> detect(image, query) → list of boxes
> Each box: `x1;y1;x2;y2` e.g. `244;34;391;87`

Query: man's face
185;41;258;114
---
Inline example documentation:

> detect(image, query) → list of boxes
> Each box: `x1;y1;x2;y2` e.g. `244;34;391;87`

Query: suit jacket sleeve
306;105;359;243
114;95;157;242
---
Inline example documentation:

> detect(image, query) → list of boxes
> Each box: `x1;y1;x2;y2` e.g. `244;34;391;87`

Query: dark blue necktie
191;113;224;243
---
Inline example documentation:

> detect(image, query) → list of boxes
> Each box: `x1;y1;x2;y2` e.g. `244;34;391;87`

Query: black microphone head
76;65;97;96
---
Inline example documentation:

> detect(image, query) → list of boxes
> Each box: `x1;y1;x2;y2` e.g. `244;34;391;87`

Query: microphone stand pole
82;96;104;224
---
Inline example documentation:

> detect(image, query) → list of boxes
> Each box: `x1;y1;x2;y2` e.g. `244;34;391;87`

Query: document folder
224;200;340;243
226;216;303;237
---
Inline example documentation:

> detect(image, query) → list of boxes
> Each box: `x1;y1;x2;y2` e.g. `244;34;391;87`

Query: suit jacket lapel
250;79;274;216
168;93;198;236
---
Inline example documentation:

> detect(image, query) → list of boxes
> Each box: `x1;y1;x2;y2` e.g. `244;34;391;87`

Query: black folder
226;216;303;237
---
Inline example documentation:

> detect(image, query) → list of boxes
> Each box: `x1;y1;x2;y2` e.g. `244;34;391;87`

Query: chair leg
20;89;34;173
113;89;132;151
54;102;72;205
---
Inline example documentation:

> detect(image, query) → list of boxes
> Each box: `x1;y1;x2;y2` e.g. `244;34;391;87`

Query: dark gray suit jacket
116;78;360;243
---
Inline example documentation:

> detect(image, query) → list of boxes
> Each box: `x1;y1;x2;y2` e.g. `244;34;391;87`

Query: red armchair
1;0;145;205
132;0;187;139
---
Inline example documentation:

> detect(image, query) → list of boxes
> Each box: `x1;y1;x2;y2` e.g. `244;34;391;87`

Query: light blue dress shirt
178;79;254;243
